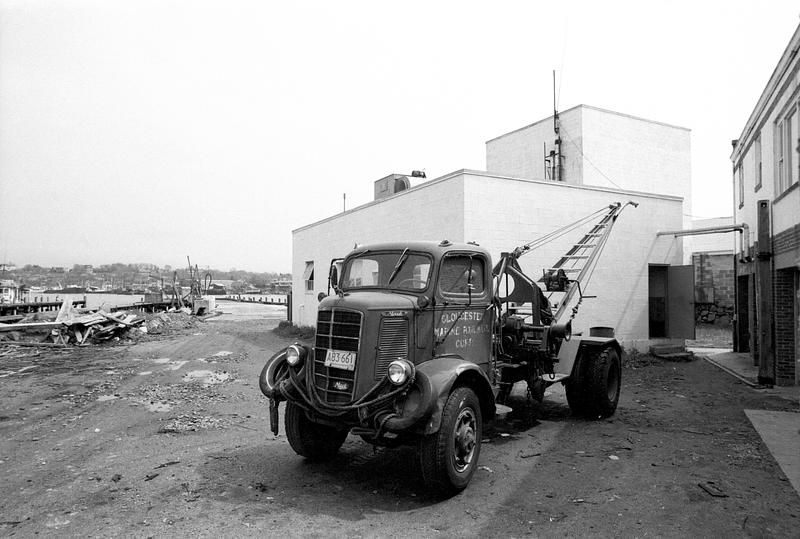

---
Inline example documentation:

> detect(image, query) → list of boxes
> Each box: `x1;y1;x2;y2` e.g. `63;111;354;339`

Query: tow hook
269;398;279;435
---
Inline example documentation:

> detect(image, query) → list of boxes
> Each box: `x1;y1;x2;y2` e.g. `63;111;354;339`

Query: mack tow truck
259;201;637;494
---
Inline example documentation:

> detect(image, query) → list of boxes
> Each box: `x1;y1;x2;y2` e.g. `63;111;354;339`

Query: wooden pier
0;300;87;316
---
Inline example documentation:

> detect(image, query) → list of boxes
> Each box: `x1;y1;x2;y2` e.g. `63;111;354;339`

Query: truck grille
375;317;409;379
314;309;362;404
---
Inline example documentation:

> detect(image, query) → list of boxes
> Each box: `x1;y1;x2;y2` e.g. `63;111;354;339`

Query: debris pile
141;311;197;335
0;300;147;346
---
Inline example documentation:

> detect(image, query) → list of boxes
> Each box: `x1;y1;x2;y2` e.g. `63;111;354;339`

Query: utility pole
343;193;346;213
756;200;774;385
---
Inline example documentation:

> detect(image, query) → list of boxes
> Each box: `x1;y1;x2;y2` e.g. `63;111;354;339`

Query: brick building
731;23;800;385
292;106;693;351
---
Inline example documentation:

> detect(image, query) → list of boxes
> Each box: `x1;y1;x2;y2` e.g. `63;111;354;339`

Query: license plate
324;349;356;371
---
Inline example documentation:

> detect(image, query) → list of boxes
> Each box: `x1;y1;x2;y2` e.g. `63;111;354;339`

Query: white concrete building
487;105;693;243
293;106;693;351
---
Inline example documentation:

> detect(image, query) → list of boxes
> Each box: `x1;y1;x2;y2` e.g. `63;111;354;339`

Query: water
212;301;287;321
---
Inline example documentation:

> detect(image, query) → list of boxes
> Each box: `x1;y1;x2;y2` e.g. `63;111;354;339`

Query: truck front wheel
418;387;482;495
285;402;348;460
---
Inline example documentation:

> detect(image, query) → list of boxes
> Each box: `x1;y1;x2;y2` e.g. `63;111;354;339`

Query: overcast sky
1;1;798;272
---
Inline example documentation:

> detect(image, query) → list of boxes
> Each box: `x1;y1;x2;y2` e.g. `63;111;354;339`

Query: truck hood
319;290;417;313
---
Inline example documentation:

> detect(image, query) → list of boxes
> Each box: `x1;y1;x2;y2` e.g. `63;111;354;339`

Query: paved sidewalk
689;348;799;401
745;410;800;497
689;347;800;498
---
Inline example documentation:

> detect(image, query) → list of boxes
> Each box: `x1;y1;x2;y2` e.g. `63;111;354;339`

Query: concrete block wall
291;173;466;325
580;107;691;205
692;252;734;307
461;171;684;351
487;106;692;261
485;108;583;183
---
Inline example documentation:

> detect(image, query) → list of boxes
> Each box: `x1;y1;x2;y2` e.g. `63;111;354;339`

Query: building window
737;164;744;209
754;134;762;191
776;107;799;195
790;107;799;187
303;261;314;293
776;117;785;192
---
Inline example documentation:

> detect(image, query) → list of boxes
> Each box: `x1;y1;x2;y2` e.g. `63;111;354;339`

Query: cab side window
439;255;485;295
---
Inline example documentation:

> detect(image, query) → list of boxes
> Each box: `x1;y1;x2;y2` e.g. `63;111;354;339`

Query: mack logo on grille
332;381;350;391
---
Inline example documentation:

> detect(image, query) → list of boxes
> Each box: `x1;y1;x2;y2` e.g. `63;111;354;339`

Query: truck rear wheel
418;387;482;495
285;402;348;460
586;347;621;417
566;347;621;418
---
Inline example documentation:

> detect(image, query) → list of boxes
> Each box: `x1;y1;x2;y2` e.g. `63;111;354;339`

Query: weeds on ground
622;347;659;369
273;320;315;341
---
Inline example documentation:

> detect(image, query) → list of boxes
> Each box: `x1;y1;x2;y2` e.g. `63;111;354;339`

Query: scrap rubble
0;300;201;347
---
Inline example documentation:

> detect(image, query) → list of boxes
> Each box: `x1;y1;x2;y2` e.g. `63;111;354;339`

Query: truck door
433;253;492;361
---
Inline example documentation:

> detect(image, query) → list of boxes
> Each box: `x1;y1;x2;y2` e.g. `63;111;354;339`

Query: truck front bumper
259;347;435;438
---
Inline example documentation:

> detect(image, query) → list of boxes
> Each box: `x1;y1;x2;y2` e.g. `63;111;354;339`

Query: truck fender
416;356;496;435
555;336;622;378
381;371;435;432
259;348;289;398
258;346;313;398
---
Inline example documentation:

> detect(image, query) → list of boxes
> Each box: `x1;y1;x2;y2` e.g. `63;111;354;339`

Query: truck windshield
341;252;432;291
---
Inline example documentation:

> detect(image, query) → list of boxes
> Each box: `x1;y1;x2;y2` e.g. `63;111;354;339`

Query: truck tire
565;367;588;415
285;402;348;461
566;347;621;418
418;387;482;495
585;347;621;418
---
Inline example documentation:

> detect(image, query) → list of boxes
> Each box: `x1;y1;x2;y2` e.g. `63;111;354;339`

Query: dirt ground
1;318;798;538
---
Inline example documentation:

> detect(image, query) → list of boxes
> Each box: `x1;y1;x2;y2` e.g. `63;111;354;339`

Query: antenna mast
553;70;563;182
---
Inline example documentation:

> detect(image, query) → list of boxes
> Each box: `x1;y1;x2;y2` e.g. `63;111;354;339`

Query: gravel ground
0;318;797;537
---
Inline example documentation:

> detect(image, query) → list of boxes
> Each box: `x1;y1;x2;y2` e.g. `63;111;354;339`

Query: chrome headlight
387;359;413;385
286;344;307;367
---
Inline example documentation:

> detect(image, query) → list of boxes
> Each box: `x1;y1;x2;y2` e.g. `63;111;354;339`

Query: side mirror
327;258;344;295
329;265;339;289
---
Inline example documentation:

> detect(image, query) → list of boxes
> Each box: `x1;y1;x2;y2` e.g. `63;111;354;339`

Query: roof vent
374;174;411;201
439;239;452;247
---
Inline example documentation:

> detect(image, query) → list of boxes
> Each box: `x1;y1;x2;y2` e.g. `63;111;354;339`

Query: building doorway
649;264;695;339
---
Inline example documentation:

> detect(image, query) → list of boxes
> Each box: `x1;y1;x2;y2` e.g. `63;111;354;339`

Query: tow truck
260;201;637;493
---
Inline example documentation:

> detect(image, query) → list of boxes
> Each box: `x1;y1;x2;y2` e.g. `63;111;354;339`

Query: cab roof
346;240;491;260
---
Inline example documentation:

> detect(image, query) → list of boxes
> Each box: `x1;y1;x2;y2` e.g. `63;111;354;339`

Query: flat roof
485;104;691;145
293;169;683;234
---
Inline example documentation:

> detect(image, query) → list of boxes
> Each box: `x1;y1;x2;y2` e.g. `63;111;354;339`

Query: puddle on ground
97;395;118;402
138;371;153;376
183;370;230;385
212;351;233;357
151;358;172;364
